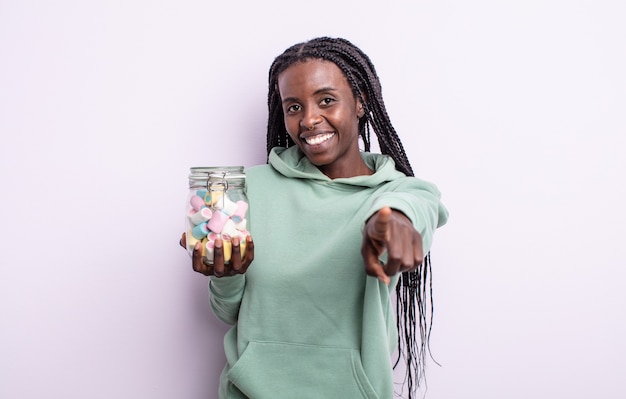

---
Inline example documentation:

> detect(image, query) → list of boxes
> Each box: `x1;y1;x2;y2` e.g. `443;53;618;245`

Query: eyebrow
281;87;338;104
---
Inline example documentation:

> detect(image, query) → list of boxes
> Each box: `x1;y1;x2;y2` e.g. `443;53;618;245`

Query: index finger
370;207;392;240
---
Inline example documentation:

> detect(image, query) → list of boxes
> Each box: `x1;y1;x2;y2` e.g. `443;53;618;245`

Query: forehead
277;59;351;97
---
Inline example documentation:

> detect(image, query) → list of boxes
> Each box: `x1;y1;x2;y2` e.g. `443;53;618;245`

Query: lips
302;132;335;145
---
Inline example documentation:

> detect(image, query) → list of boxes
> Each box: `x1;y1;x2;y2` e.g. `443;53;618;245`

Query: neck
319;158;374;179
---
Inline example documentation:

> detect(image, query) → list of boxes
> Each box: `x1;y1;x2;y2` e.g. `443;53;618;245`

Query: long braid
267;37;434;398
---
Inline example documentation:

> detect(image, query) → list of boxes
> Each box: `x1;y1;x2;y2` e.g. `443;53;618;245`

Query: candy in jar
186;167;249;264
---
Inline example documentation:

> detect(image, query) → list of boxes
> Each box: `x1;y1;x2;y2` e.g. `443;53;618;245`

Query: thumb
372;264;391;285
364;251;391;286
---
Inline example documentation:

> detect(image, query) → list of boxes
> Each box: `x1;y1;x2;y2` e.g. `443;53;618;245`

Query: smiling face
277;59;371;179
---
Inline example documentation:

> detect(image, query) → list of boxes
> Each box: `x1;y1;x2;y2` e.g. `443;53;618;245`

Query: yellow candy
222;236;247;263
201;237;208;256
204;190;225;207
186;230;200;252
222;239;232;262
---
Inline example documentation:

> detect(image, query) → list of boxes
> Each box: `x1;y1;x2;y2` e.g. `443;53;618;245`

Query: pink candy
188;207;213;225
207;210;230;233
190;195;205;211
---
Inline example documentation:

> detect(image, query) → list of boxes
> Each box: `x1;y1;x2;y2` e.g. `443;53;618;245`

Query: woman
182;37;448;399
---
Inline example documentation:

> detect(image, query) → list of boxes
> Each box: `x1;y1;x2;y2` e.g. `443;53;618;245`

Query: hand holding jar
181;167;254;276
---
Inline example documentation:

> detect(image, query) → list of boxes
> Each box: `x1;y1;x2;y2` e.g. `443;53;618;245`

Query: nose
301;109;323;131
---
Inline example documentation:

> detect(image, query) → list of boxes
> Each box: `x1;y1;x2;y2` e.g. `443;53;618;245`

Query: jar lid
189;166;245;189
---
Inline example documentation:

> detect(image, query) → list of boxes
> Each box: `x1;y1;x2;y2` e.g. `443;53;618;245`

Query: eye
286;104;301;114
320;97;335;106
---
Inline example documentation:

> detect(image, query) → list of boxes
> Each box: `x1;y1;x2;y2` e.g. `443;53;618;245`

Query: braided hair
267;37;435;398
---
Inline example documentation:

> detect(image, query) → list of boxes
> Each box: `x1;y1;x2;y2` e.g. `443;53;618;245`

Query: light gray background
1;1;624;398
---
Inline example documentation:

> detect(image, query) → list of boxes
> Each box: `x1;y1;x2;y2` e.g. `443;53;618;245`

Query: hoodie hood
268;146;407;188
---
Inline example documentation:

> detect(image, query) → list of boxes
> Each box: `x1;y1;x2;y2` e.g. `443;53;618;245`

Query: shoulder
244;163;285;186
244;163;272;176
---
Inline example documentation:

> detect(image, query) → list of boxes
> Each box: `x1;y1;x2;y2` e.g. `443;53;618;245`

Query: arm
180;233;254;324
209;274;246;325
361;178;448;284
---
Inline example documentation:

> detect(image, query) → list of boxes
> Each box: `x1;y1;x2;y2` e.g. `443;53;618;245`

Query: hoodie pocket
227;341;379;399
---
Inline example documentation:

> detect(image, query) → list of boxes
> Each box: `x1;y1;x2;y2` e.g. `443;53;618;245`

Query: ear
356;99;365;118
356;89;368;118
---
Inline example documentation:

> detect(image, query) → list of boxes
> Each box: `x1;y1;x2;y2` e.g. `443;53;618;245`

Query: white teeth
304;133;334;145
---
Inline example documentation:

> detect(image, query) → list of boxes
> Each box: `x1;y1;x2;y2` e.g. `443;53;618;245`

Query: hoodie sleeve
208;275;245;325
365;177;448;254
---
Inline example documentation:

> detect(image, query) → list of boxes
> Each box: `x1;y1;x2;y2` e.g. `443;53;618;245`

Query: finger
397;233;424;273
383;252;402;276
230;236;242;274
367;260;391;285
412;234;424;272
387;252;418;274
362;240;391;285
385;234;414;275
192;241;208;274
240;235;254;273
200;258;215;276
370;207;392;240
213;238;225;277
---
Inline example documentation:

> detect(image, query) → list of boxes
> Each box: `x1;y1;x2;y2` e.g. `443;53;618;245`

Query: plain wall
1;1;624;398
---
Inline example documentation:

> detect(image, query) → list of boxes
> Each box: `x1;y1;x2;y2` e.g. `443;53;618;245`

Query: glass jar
186;166;249;264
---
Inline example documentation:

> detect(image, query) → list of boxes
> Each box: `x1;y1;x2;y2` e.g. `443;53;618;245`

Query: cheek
283;117;300;139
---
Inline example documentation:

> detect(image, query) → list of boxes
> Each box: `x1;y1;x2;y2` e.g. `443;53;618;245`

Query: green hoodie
210;147;448;399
